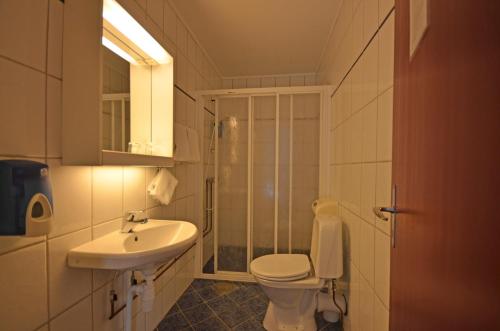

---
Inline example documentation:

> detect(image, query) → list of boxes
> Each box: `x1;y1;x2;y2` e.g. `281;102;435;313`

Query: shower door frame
195;85;333;282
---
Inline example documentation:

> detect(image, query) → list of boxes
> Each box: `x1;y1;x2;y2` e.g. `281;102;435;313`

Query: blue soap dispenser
0;160;54;236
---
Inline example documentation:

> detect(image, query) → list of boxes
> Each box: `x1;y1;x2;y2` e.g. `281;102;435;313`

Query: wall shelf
101;150;174;167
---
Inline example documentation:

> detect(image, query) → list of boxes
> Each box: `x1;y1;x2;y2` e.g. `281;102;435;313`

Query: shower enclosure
197;86;331;279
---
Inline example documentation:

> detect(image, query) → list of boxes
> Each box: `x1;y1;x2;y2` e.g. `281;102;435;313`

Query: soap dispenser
0;160;53;236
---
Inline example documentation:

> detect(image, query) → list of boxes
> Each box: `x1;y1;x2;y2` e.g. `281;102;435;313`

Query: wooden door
390;1;500;330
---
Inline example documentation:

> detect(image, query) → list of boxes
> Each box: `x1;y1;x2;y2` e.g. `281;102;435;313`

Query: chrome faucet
121;210;148;233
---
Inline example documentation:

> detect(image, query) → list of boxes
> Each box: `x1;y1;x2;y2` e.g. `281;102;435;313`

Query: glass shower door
211;91;321;275
252;95;277;259
277;95;291;253
216;97;249;272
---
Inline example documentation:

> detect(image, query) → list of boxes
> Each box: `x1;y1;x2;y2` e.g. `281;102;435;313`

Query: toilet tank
310;200;343;279
312;198;339;216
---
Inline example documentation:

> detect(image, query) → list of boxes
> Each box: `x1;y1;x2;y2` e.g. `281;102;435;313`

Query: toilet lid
250;254;311;281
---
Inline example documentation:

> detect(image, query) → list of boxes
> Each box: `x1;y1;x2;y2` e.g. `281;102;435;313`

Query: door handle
372;206;398;221
373;185;398;248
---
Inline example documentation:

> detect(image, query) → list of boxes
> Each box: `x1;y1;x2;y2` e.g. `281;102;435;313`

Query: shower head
217;116;232;139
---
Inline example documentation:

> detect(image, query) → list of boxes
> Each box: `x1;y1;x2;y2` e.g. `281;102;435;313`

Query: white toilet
250;199;344;331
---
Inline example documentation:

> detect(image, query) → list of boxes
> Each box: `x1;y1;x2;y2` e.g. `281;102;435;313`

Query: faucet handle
124;210;148;222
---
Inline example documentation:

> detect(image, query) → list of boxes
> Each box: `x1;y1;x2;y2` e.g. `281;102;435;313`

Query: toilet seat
250;254;311;282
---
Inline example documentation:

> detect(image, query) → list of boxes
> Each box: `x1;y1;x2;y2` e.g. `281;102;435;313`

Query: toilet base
260;291;347;331
263;301;317;331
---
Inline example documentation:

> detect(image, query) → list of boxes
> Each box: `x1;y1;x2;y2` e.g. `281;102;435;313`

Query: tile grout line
187;287;217;329
121;166;124;224
0;154;46;159
331;91;382;130
196;299;229;329
195;282;259;330
44;0;51;328
372;68;383;323
0;238;45;257
90;167;95;240
89;164;95;329
176;284;221;329
329;7;396;99
0;53;47;76
356;263;389;311
330;160;393;166
176;301;195;330
48;225;94;241
46;293;93;327
199;292;234;330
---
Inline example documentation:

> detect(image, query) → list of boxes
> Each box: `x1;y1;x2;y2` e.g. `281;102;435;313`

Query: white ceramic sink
68;220;198;270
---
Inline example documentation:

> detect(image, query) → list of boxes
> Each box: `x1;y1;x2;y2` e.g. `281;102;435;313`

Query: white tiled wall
291;94;321;252
317;0;395;330
221;73;318;89
0;0;222;330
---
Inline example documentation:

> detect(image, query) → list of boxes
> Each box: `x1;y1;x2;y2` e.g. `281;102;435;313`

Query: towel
186;127;201;162
147;168;178;205
174;124;190;162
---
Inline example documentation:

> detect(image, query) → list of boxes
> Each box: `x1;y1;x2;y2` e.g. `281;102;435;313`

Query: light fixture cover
102;0;172;65
102;36;137;64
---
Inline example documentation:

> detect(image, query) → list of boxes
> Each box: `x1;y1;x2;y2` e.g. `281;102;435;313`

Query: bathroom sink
68;220;198;270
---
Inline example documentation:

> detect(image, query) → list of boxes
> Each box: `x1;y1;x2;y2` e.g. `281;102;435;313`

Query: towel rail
204;177;214;237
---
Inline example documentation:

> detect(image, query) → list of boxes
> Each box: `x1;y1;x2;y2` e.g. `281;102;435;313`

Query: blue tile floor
156;279;341;331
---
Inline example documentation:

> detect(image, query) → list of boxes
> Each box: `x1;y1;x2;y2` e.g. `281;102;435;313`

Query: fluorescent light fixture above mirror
102;0;172;65
102;36;137;64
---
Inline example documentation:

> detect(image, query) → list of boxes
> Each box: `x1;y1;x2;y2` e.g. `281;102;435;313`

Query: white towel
186;127;201;162
147;168;178;205
174;124;190;162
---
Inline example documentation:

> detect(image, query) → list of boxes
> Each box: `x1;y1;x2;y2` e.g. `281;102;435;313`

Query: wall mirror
101;0;174;158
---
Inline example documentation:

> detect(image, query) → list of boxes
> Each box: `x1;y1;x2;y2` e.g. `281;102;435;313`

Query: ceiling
171;0;341;77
